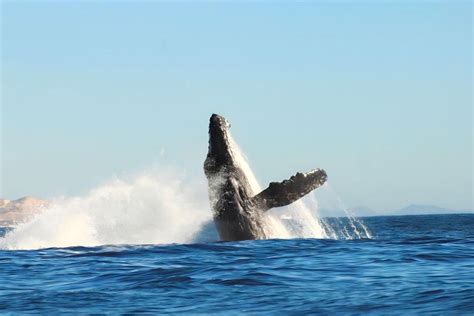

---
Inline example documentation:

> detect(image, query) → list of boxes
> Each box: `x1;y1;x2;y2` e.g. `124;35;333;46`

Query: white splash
321;184;373;239
0;168;212;250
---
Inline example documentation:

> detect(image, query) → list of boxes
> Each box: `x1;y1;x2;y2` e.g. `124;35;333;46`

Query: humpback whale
204;114;327;241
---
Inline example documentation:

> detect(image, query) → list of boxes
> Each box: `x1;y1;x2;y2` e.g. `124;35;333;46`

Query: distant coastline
307;204;472;218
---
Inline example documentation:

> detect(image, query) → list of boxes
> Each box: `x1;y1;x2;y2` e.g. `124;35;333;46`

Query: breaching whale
204;114;327;241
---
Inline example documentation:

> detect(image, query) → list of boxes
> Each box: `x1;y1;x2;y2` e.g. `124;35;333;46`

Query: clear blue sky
1;1;472;211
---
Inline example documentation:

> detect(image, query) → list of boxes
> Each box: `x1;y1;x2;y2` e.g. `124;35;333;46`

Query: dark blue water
1;214;473;314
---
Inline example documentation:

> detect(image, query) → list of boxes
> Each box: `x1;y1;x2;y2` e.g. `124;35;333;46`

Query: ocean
1;214;473;314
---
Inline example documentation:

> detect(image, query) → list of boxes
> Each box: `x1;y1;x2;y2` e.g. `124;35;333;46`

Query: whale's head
204;114;236;176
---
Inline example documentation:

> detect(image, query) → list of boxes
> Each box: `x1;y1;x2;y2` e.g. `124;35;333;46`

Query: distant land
319;204;473;218
391;204;473;216
0;197;472;227
0;197;49;227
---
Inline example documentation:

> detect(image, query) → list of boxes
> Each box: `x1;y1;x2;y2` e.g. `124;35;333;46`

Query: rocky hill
0;197;49;227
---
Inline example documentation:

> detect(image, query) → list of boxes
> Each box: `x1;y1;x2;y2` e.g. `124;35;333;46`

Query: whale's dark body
204;114;327;241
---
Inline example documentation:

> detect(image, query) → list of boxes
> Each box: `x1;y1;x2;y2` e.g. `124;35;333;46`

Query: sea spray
228;134;371;239
314;183;373;239
228;134;329;239
0;168;213;250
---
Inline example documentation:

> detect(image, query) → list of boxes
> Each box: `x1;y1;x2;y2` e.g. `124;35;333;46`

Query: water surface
1;214;473;314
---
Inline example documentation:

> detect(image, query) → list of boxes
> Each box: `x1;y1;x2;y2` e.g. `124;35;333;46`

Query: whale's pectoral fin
251;169;327;212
